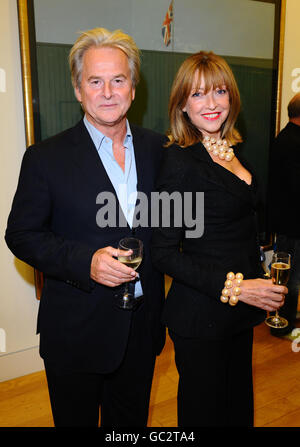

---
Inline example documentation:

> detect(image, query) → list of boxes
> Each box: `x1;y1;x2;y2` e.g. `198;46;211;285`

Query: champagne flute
115;237;143;310
265;251;291;329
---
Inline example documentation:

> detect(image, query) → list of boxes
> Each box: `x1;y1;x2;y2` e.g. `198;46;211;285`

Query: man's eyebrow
87;74;127;81
87;75;101;81
113;73;127;79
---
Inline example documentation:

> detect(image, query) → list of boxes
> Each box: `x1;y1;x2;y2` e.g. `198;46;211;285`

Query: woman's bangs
196;64;228;94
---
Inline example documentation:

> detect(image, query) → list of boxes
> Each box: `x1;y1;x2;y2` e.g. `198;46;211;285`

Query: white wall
34;0;275;58
0;0;44;381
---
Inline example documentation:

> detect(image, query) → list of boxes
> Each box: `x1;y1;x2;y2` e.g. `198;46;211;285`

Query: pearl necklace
202;135;235;162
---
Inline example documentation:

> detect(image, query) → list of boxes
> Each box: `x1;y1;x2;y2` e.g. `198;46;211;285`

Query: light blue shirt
84;116;143;297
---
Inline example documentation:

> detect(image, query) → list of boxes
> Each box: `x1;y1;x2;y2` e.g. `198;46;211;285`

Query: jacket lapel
131;125;149;196
70;120;130;227
189;141;256;206
71;120;115;193
71;120;149;195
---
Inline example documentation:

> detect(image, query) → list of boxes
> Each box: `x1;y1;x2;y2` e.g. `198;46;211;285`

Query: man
5;28;165;426
269;92;300;337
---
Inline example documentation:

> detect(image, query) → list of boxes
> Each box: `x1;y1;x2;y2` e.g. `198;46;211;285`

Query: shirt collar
83;115;132;150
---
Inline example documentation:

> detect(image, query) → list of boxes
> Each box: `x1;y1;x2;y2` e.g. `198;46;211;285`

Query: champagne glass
115;237;143;310
265;251;291;329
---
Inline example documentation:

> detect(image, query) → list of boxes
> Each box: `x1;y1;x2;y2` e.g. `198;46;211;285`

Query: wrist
220;272;244;306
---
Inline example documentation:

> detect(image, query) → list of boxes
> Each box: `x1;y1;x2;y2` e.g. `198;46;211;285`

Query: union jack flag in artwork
162;1;174;47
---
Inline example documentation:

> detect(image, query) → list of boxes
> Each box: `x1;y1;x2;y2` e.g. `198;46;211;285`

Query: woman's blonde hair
69;27;140;90
167;51;242;147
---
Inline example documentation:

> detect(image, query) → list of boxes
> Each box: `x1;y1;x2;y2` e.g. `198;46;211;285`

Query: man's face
75;46;135;132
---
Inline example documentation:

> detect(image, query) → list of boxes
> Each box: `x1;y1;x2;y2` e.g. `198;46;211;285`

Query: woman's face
182;72;230;139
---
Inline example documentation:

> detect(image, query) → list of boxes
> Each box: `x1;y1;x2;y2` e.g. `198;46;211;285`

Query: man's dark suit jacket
5;120;165;373
151;142;266;340
269;121;300;238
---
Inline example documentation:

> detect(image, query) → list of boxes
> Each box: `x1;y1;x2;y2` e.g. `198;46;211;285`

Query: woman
151;51;287;427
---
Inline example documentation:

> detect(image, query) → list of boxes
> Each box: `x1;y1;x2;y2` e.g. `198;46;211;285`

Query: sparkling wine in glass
265;251;291;329
115;237;143;310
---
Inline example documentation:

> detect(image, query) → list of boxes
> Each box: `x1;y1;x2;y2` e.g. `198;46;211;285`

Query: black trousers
44;303;156;427
169;328;254;427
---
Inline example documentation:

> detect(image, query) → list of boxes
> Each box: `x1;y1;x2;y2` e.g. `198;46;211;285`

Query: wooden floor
1;321;300;427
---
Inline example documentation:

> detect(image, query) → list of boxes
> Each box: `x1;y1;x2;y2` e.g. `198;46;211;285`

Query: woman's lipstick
202;112;221;121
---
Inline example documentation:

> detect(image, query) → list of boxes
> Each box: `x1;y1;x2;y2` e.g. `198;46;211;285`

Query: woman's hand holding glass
231;277;287;312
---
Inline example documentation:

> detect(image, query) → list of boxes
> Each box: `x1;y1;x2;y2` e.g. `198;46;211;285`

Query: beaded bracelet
220;272;244;306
